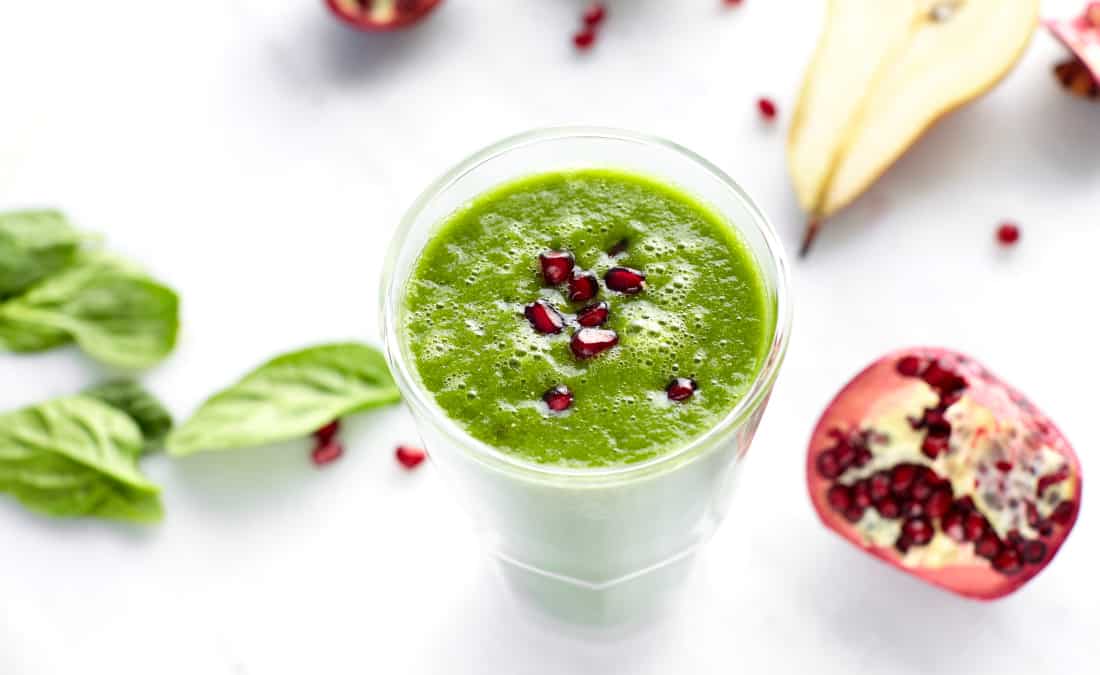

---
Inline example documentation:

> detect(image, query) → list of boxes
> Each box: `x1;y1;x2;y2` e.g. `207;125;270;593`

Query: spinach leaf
167;342;401;456
0;396;162;523
0;253;180;368
0;210;82;300
83;379;173;453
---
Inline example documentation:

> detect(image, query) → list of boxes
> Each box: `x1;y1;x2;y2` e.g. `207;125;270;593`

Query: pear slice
788;0;1039;255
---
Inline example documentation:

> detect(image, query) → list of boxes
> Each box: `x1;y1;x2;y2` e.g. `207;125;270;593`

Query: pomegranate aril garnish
666;377;698;402
396;445;427;470
568;270;599;303
539;250;575;285
314;419;341;444
582;3;606;26
576;301;610;327
525;299;565;334
757;97;778;121
570;327;618;359
996;222;1020;246
608;238;629;257
604;266;646;294
543;384;574;412
573;27;597;50
311;440;344;467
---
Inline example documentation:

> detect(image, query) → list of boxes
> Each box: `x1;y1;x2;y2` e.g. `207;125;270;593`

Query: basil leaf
0;396;162;523
0;253;180;368
83;379;173;453
167;342;401;456
0;209;82;300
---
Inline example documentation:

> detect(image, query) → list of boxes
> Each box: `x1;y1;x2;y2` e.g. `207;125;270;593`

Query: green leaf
167;342;401;456
0;209;82;300
0;316;71;352
0;253;180;368
0;396;162;523
83;379;174;453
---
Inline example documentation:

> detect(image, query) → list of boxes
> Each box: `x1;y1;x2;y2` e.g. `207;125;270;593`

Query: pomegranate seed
875;497;900;519
834;442;857;471
1020;539;1047;564
314;419;341;444
582;3;606;26
895;535;913;554
852;479;872;509
311;440;344;467
666;377;698;402
902;517;934;545
902;500;925;519
724;0;744;6
568;270;599;303
921;362;967;397
570;327;618;359
925;488;954;518
816;449;841;479
996;222;1020;246
608;239;629;257
869;472;891;500
539;250;575;285
525;299;565;334
921;435;950;459
844;505;865;523
896;355;922;377
942;511;966;541
992;547;1022;575
543;384;574;412
955;495;976;512
1037;519;1054;538
604;266;646;294
854;446;872;467
576;301;610;327
1051;500;1076;525
994;460;1013;473
757;97;778;120
890;464;918;497
1025;501;1040;527
573;27;597;50
395;445;426;469
827;484;852;512
964;512;988;542
974;531;1002;559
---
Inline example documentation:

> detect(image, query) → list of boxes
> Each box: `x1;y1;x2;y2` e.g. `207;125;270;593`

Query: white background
1;1;1098;673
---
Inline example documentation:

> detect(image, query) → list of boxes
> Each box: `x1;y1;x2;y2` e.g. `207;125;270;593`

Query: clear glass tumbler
381;127;792;625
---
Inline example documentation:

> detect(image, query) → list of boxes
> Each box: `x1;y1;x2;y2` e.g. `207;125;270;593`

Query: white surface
0;1;1097;673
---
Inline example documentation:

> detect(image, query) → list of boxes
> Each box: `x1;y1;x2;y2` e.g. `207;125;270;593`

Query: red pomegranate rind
325;0;444;32
1045;5;1100;83
806;348;1082;600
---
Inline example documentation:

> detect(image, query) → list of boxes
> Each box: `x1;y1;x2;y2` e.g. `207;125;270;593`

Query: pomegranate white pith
807;348;1081;600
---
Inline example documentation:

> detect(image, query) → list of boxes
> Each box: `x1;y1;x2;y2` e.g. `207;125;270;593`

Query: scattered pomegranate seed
568;270;599;303
543;384;574;412
525;299;565;334
314;420;341;444
539;250;575;285
574;27;597;50
608;239;629;257
604;266;646;294
757;97;778;121
576;301;610;327
583;3;606;26
396;445;427;470
666;377;698;402
311;440;344;467
996;222;1020;246
723;0;743;6
896;355;922;377
570;327;619;359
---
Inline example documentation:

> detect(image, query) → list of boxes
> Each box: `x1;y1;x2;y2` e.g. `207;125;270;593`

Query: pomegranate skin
325;0;444;32
807;348;1082;601
1045;5;1100;85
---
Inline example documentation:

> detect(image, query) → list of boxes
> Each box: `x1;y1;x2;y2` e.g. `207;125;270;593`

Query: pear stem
799;219;821;258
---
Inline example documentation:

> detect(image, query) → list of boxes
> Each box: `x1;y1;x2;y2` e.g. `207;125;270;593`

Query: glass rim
381;126;793;481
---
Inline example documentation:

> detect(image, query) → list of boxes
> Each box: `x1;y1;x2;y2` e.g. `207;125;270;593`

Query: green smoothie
403;169;773;468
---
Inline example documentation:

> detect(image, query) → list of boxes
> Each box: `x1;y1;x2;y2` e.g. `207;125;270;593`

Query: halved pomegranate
325;0;443;32
1045;2;1100;99
807;348;1082;600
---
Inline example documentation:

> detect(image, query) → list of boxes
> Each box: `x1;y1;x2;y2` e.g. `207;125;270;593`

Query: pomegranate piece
314;419;341;444
996;222;1021;246
807;348;1082;600
604;266;646;294
607;239;629;257
538;250;575;285
396;445;427;469
570;327;618;359
575;301;610;327
543;384;574;412
583;3;606;27
666;377;698;402
757;97;778;120
573;27;597;50
325;0;443;32
1046;4;1100;99
311;440;344;467
524;299;565;334
568;270;599;303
